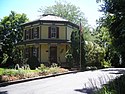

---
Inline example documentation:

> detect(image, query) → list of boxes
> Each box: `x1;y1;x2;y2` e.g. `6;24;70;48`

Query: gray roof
21;14;79;28
40;14;68;22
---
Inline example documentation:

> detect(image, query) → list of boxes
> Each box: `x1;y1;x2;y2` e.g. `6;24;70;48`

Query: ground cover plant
95;75;125;94
0;63;68;82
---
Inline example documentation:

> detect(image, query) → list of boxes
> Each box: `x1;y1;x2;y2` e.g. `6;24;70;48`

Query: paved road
0;68;125;94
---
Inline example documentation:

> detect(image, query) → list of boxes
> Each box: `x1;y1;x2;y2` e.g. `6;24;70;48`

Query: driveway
0;68;125;94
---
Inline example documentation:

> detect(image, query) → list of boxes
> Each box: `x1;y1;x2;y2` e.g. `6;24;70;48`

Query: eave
16;39;71;45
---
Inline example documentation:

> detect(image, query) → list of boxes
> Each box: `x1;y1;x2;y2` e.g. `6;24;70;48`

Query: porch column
48;43;50;64
57;43;61;64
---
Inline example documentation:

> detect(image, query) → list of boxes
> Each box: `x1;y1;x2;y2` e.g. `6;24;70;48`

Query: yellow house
17;14;79;67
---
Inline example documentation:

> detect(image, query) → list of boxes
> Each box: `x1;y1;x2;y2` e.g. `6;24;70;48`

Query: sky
0;0;102;27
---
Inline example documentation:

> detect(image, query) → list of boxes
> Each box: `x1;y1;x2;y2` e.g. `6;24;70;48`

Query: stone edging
0;71;78;87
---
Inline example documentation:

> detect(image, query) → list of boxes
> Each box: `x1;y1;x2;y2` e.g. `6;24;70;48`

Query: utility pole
79;19;82;71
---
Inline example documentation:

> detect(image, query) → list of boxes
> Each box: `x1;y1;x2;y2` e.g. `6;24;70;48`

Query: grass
0;68;4;75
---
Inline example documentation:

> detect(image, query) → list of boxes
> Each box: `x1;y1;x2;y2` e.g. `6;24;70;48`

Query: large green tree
38;1;87;25
70;30;85;70
0;11;28;66
97;0;125;67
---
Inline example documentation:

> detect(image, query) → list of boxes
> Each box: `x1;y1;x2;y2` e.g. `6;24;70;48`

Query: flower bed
0;64;68;82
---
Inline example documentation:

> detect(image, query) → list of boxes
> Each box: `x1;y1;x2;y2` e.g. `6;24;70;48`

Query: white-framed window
48;26;59;38
51;27;57;38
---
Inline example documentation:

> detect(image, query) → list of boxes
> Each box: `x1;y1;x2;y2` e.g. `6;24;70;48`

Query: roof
21;14;79;28
40;14;68;22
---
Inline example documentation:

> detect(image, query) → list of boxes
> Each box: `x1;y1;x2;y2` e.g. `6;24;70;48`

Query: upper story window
25;30;29;40
48;26;59;38
24;27;39;40
32;27;39;39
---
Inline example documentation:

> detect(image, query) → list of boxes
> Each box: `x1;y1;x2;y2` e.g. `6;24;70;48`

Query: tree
38;1;88;25
69;30;85;70
97;0;125;67
0;11;28;67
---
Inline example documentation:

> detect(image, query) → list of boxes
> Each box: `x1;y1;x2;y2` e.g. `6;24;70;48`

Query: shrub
101;60;111;68
38;64;48;71
27;56;40;69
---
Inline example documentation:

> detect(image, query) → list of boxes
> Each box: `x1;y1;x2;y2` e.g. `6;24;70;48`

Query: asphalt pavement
0;68;125;94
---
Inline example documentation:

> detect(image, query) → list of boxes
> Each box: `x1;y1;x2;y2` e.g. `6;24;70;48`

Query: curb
0;71;78;87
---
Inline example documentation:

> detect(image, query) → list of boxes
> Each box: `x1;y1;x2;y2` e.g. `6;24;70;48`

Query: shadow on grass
0;91;8;94
75;88;94;94
101;68;125;74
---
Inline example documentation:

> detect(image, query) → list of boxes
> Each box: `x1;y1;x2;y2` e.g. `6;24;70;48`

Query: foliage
38;64;48;71
101;60;111;68
95;75;125;94
85;41;105;68
65;49;73;67
69;30;85;70
97;0;125;67
0;11;28;66
38;0;87;25
26;56;40;69
0;64;68;82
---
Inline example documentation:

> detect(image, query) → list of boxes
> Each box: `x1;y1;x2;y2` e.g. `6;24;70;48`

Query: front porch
17;43;69;68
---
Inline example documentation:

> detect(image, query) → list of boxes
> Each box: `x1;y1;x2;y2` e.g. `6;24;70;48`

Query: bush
101;60;111;68
27;56;40;69
38;64;48;71
85;41;105;68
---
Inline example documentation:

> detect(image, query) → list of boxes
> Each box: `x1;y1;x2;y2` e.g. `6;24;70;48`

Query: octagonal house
17;14;79;68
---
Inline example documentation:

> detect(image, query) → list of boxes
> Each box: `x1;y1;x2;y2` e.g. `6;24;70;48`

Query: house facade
17;14;79;67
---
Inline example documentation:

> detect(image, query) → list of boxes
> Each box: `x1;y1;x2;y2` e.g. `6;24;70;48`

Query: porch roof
16;39;71;45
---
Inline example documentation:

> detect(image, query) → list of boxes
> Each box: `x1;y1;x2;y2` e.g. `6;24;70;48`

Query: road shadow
0;91;8;94
74;87;95;94
101;68;125;74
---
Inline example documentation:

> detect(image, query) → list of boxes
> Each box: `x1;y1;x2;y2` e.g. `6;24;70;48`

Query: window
51;27;57;38
32;27;39;39
25;29;31;40
25;30;29;40
32;47;38;57
29;29;31;39
25;48;29;58
48;26;59;38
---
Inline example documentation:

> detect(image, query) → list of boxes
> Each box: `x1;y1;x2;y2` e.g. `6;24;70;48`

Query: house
17;14;79;68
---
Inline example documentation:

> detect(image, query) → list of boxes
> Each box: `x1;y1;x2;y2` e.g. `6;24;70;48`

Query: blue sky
0;0;102;27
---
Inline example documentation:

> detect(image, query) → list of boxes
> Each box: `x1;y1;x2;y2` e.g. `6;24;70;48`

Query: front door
50;46;57;63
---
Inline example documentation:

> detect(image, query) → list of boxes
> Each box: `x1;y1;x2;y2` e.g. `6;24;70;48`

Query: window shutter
32;28;34;39
48;27;51;38
29;29;31;39
56;27;59;38
25;30;26;40
37;47;39;57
